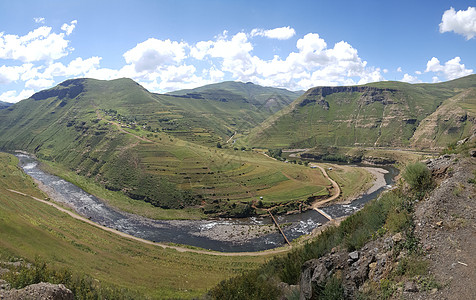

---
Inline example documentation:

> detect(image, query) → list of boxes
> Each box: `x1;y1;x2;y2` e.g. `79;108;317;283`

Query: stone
436;221;443;226
2;282;73;300
404;281;418;292
349;251;359;261
470;149;476;157
392;232;403;243
300;259;330;300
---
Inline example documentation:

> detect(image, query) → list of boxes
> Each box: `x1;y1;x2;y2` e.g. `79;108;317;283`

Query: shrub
402;162;432;196
3;258;140;299
318;275;345;300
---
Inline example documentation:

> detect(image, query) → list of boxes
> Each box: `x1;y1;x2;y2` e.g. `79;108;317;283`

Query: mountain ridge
246;74;476;150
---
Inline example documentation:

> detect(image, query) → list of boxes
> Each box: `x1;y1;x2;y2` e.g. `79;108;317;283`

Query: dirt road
309;164;341;209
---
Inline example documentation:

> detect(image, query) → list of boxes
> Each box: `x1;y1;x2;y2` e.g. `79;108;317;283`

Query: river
16;154;397;252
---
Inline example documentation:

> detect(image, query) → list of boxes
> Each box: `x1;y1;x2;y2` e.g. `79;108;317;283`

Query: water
16;153;396;252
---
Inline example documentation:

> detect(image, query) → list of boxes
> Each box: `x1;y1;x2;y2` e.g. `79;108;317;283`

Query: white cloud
123;38;188;73
61;20;77;36
425;56;473;80
0;64;33;84
0;89;34;103
432;76;440;83
250;26;296;40
397;67;402;72
439;7;476;39
187;31;384;91
40;56;102;79
415;70;422;75
0;25;73;62
400;73;422;83
34;17;45;24
25;78;55;90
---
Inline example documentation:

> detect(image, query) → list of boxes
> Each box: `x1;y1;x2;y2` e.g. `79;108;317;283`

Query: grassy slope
0;152;270;299
168;80;302;114
0;78;327;216
246;75;476;150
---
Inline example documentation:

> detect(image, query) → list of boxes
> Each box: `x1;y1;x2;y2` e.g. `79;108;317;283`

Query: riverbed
16;153;397;252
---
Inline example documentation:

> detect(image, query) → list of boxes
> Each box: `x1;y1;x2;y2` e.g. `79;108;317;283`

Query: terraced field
0;153;270;299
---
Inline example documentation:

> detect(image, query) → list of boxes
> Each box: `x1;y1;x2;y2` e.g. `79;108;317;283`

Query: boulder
299;259;333;300
404;281;418;292
1;282;73;300
348;251;359;261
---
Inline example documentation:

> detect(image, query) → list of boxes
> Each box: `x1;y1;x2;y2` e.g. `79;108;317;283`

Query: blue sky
0;0;475;102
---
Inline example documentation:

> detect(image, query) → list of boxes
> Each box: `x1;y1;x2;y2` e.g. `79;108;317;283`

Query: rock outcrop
0;282;73;300
298;236;402;299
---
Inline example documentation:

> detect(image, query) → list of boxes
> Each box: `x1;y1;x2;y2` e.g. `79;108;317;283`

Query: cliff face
304;86;397;100
248;77;476;150
250;84;422;148
31;79;85;101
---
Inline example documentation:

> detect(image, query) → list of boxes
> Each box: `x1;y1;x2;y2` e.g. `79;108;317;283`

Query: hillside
0;78;326;217
246;75;476;150
168;81;303;114
0;152;268;299
0;101;12;109
209;138;476;299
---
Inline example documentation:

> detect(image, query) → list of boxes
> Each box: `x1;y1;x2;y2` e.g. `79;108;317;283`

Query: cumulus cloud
42;56;102;78
123;38;188;73
34;17;45;24
24;78;55;90
439;7;476;39
401;73;422;83
0;64;33;84
1;23;388;97
0;25;73;62
425;56;473;80
61;20;77;36
250;26;296;40
0;89;34;103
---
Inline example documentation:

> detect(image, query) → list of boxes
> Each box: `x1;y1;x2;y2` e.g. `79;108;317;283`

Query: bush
402;162;432;195
4;258;140;299
208;270;280;300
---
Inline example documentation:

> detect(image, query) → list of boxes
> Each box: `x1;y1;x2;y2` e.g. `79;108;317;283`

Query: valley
1;75;476;299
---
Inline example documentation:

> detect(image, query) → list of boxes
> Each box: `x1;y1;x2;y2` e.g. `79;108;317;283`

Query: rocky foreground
0;281;73;300
291;151;476;299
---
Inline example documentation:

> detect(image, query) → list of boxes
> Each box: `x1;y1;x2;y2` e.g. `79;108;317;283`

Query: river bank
15;153;396;252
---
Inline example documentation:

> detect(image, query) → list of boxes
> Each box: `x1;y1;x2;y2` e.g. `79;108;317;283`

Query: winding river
16;154;397;252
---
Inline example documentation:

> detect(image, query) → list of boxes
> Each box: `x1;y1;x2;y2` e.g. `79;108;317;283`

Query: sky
0;0;475;103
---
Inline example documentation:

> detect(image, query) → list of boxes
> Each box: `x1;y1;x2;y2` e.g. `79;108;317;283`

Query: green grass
247;75;476;150
0;78;323;215
0;152;272;299
324;163;374;200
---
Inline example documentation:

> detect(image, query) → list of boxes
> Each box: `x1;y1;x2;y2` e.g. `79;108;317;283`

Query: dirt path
309;164;341;209
6;188;291;257
413;155;476;299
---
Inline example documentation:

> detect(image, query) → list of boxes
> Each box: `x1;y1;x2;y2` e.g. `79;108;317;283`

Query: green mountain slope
246;75;476;149
0;78;325;216
0;101;13;109
168;81;303;114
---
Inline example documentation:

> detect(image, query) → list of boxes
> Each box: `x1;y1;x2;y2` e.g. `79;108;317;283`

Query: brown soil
413;154;476;299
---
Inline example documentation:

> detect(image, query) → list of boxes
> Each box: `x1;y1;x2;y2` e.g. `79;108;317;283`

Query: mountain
168;81;303;114
0;78;323;216
246;75;476;150
0;100;13;109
